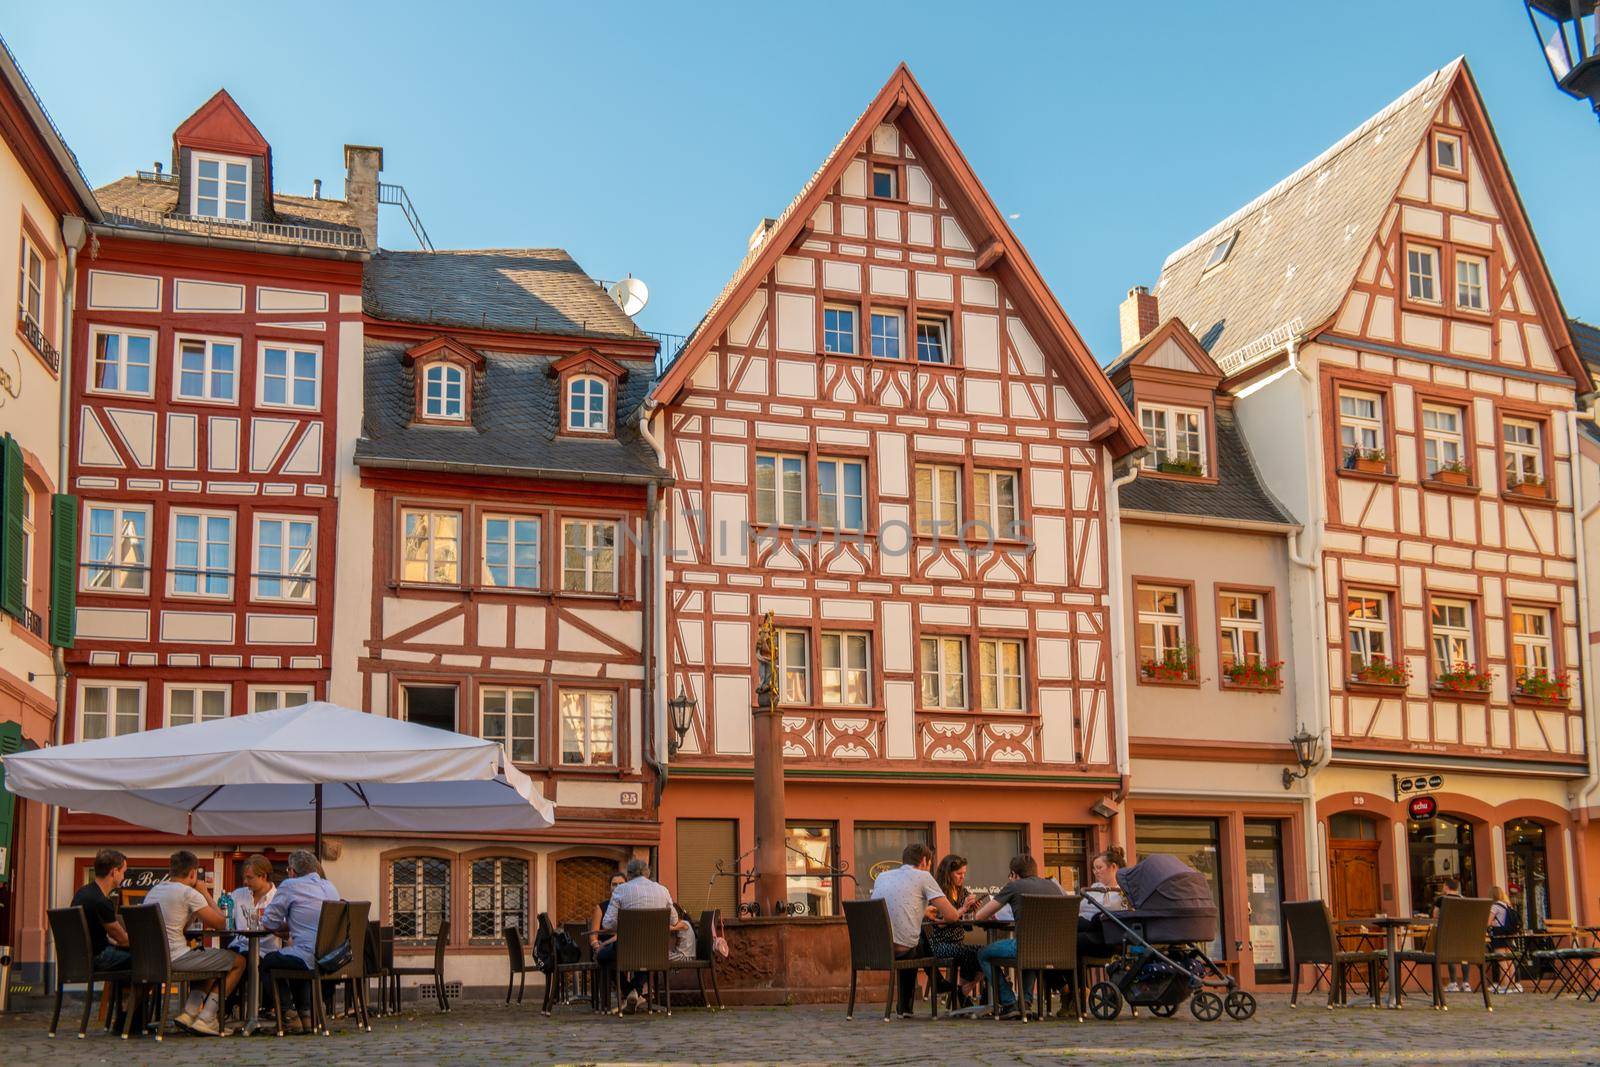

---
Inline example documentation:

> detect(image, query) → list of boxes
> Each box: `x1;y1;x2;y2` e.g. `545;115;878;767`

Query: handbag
316;939;353;974
712;912;730;959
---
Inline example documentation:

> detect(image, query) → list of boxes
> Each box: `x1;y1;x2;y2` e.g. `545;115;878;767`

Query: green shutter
0;720;23;886
49;493;77;648
0;434;23;620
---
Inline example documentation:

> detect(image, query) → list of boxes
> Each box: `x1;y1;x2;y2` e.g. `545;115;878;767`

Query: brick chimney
1119;286;1160;351
343;144;383;249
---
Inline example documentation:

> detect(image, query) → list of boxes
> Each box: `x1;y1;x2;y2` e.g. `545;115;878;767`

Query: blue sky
9;2;1598;360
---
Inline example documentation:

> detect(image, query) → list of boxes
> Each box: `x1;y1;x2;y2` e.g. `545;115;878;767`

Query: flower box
1434;663;1493;696
1223;659;1283;690
1514;669;1570;706
1140;646;1199;684
1506;479;1550;500
1156;457;1205;477
1345;448;1389;475
1350;656;1408;688
1434;466;1471;487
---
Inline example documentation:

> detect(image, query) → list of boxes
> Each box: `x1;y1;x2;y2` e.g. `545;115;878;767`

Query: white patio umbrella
1;702;554;854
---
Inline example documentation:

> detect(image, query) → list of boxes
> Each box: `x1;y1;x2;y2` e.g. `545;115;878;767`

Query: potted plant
1432;459;1471;487
1140;645;1198;683
1346;447;1388;474
1514;668;1570;705
1156;455;1205;477
1435;662;1493;695
1506;474;1550;499
1351;655;1408;687
1223;659;1283;690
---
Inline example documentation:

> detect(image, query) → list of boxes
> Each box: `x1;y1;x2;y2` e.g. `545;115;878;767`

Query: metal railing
99;206;367;250
378;182;434;251
1215;316;1305;377
17;311;60;374
21;605;43;639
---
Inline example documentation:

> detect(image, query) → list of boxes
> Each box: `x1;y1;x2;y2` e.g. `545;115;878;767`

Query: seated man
143;849;244;1035
227;854;280;956
869;842;962;1016
971;854;1064;1016
598;857;674;1014
259;849;340;1033
70;848;132;971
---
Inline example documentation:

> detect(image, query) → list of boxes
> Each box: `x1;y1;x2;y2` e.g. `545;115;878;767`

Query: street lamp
667;687;697;756
1282;724;1323;789
1525;1;1600;119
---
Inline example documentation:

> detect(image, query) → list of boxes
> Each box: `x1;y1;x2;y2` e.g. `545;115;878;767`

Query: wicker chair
841;898;944;1020
991;894;1082;1022
538;913;598;1015
503;924;540;1005
1283;900;1384;1008
46;905;130;1038
1395;897;1494;1010
609;907;672;1015
268;900;371;1036
119;904;234;1040
391;918;451;1012
364;920;397;1016
666;909;725;1009
563;920;600;1006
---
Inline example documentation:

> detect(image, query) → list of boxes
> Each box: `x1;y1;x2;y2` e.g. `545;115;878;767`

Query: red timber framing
648;66;1143;906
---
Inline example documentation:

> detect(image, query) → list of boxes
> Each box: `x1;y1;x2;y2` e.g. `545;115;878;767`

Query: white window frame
421;361;466;421
870;165;898;199
480;686;539;764
1203;231;1236;271
1420;403;1465;478
247;685;314;714
78;681;145;741
816;457;865;532
1218;590;1266;670
973;468;1020;536
1454;253;1488;313
1429;598;1476;676
978;637;1025;713
1338;389;1386;466
823;304;858;355
481;513;541;590
869;309;903;359
560;518;618;594
190;152;251;221
252;513;317;603
87;325;156;398
173;334;239;404
914;316;949;364
1135;585;1187;665
1346;590;1392;673
1503;417;1545;487
919;635;967;710
1433;132;1463;174
257;341;322;410
165;684;230;728
559;688;616;766
1138;405;1206;474
18;484;32;612
755;453;806;527
566;374;609;433
820;631;870;707
399;507;463;586
167;507;235;599
1510;605;1555;679
915;463;962;538
17;230;44;328
81;502;152;594
778;628;811;705
1406;244;1440;304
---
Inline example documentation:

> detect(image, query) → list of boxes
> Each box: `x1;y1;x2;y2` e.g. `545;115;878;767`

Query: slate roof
1571;318;1600;373
94;174;363;248
1151;60;1460;369
1117;409;1297;527
0;34;99;218
365;249;651;342
354;339;668;484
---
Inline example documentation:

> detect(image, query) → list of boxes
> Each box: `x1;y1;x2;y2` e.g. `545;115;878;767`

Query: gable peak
173;88;270;156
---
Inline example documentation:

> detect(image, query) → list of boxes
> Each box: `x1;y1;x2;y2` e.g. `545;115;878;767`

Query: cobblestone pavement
5;992;1600;1066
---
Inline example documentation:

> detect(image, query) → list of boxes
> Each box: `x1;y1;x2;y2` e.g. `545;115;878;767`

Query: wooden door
1329;841;1381;919
555;857;618;924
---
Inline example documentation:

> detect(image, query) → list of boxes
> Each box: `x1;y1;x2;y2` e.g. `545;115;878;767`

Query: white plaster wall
327;310;369;708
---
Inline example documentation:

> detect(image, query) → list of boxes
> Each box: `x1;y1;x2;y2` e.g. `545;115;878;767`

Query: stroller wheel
1087;982;1122;1021
1224;990;1257;1020
1148;1001;1179;1018
1189;991;1224;1022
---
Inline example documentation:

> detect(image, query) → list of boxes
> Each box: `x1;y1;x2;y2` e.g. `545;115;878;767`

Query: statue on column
754;611;779;713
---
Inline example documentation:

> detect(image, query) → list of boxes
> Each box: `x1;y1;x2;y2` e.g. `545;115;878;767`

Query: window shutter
0;720;23;885
49;493;77;648
0;435;23;619
675;818;739;915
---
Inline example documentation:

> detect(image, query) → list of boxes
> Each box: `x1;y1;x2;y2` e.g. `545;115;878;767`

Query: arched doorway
1408;813;1477;914
554;856;621;924
1505;819;1550;932
1327;812;1381;919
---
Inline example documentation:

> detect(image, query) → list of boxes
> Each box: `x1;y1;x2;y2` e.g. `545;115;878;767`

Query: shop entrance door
1329;842;1381;919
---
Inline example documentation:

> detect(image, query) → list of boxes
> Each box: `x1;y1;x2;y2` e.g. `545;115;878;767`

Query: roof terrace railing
99;206;367;251
1216;317;1305;377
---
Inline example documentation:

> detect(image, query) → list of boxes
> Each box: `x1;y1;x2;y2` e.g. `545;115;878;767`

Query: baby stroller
1084;854;1256;1022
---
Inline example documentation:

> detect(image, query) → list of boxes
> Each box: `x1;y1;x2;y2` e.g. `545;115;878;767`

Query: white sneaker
1510;983;1524;994
1443;982;1458;993
621;991;641;1015
173;1010;196;1031
189;1014;222;1037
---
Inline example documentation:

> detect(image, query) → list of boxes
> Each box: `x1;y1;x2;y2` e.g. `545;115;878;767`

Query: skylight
1203;231;1237;271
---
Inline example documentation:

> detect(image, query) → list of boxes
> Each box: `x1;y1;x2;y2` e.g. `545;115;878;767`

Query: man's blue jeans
978;938;1018;1007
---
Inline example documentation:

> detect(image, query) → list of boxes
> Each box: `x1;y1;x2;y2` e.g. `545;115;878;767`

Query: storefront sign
1249;924;1283;966
1394;773;1444;799
1407;795;1438;821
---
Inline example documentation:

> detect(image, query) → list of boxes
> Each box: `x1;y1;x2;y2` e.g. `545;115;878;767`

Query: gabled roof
648;63;1144;456
173;89;273;215
551;347;630;381
1151;59;1586;387
0;34;99;219
1571;318;1600;374
365;249;651;343
1106;317;1224;382
402;335;484;369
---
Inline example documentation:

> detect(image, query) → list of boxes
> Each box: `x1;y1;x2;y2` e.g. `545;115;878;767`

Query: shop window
1408;814;1477;915
1136;817;1225;959
469;856;529;944
950;825;1024;897
391;855;450;943
852;824;932;898
1245;820;1288;984
786;823;837;917
1042;826;1089;893
1504;819;1549;933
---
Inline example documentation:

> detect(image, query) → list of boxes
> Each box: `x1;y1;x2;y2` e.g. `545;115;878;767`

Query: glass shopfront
1244;820;1287;982
786;823;837;917
1043;826;1090;892
853;824;932;897
1504;819;1549;932
1136;816;1225;958
1408;814;1477;915
950;825;1026;896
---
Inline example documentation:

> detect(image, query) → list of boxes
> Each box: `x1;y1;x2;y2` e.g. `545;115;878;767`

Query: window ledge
1510;693;1572;709
1501;490;1557;509
1336;467;1398;484
1430;685;1492;703
1219;679;1283;694
1141;469;1216;485
1345;679;1409;696
1137;675;1203;689
1419;477;1481;496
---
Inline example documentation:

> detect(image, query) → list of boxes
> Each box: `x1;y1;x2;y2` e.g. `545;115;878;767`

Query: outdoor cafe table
187;927;275;1036
1337;916;1432;1009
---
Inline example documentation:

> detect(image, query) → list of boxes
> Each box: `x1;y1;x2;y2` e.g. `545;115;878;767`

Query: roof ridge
1161;57;1462;272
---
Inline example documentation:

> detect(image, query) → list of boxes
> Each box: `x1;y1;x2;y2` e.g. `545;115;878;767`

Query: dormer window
423;362;465;420
1139;404;1207;476
567;375;609;433
192;153;250;220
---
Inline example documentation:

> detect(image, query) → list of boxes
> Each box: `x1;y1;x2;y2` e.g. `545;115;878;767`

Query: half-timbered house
1143;59;1595;930
646;66;1145;914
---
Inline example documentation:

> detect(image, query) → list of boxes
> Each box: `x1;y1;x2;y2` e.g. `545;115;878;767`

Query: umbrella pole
314;783;323;863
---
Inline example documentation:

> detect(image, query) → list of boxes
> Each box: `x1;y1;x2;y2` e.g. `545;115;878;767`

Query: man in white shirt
227;854;280;955
599;858;675;1014
142;850;244;1035
869;843;961;1016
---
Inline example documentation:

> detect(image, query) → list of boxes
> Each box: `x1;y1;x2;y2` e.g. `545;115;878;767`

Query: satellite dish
609;275;649;317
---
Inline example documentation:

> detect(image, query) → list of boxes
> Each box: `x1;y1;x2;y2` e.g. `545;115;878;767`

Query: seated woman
588;870;627;956
924;853;982;1004
1078;846;1130;956
669;903;698;963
